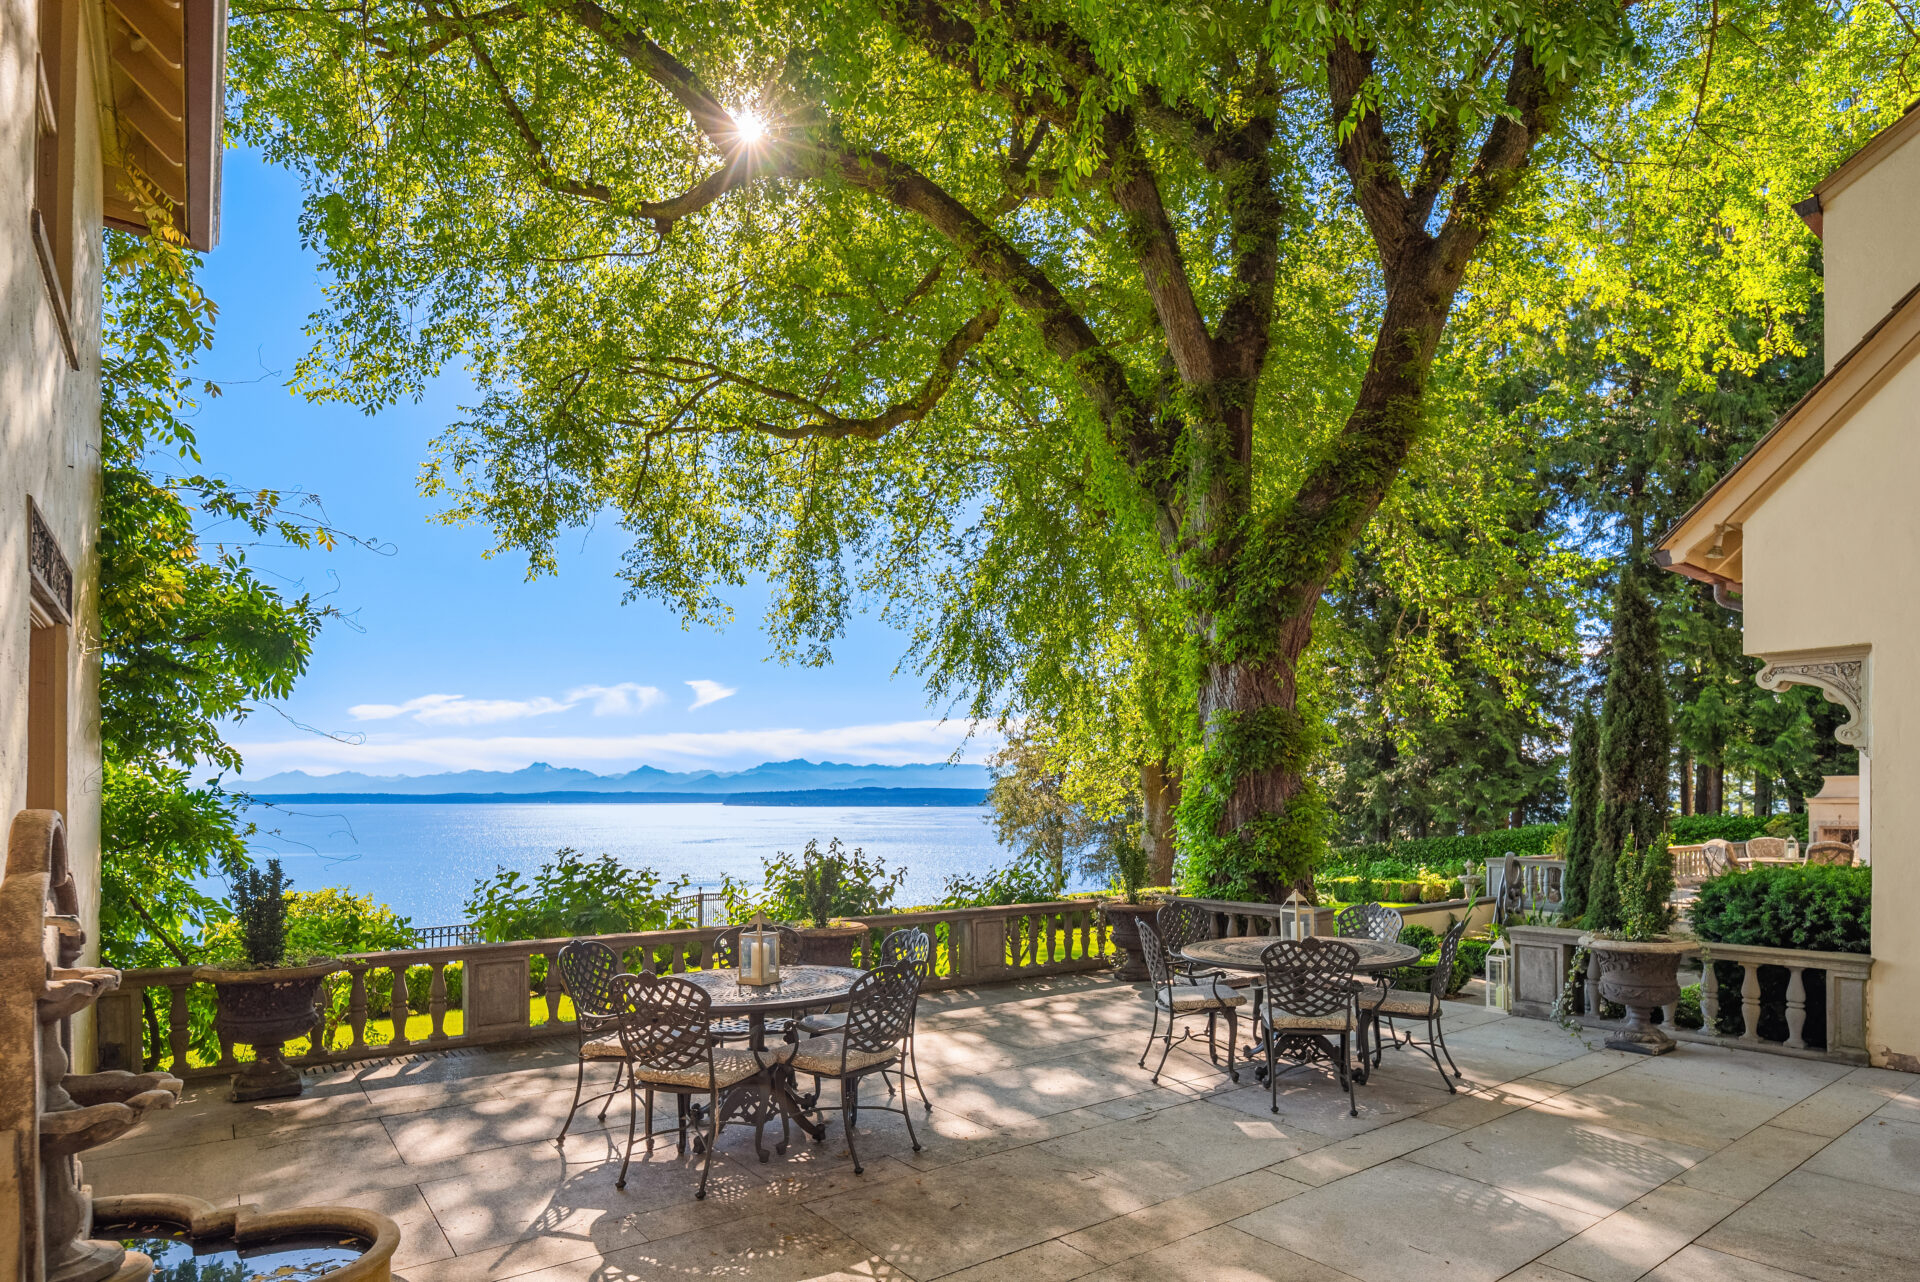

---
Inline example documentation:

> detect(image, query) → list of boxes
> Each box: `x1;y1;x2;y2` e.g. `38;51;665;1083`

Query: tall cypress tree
1589;561;1671;931
1562;703;1601;921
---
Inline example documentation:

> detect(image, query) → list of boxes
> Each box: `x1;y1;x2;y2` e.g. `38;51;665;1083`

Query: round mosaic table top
1179;936;1420;973
678;964;865;1012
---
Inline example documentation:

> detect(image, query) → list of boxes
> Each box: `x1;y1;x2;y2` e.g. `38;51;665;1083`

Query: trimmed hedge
1691;864;1871;953
1669;813;1809;845
1325;825;1559;877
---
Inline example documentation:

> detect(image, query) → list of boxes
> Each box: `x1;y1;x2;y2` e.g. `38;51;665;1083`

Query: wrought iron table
679;965;861;1152
1178;936;1421;1084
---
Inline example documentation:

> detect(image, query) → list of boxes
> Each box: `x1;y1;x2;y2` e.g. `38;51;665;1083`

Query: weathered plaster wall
1743;351;1920;1069
1821;122;1920;366
2;0;108;1065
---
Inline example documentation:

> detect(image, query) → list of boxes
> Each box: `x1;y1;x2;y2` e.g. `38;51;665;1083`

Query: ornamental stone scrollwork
29;500;74;623
1757;649;1869;750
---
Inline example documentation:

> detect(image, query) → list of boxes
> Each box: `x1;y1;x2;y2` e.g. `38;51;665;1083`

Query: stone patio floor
88;974;1920;1282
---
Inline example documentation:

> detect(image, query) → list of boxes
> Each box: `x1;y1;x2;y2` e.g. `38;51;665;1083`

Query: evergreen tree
1562;703;1601;920
1588;560;1670;931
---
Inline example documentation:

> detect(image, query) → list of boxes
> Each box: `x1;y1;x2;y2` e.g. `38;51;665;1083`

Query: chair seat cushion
789;1033;899;1076
630;1043;795;1090
797;1011;848;1035
1266;1010;1352;1032
1372;989;1440;1018
582;1034;626;1060
1158;984;1249;1012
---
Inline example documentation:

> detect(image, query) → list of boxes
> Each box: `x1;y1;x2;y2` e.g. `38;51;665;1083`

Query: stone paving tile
504;1203;908;1282
1209;1063;1458;1140
1058;1168;1310;1263
1498;1266;1590;1282
1666;1123;1829;1201
1767;1081;1906;1138
1536;1067;1789;1151
1269;1118;1457;1186
1526;1050;1640;1089
1404;1106;1712;1218
1080;1223;1362;1282
1697;1169;1920;1282
1642;1245;1819;1282
934;1239;1101;1282
1798;1114;1920;1196
1036;1098;1324;1203
1536;1183;1744;1282
1232;1158;1597;1282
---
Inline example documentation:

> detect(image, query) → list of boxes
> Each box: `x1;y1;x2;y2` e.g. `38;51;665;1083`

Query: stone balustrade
95;899;1112;1079
1176;895;1338;940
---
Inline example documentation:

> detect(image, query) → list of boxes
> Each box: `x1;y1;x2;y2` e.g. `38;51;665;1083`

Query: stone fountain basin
92;1195;399;1282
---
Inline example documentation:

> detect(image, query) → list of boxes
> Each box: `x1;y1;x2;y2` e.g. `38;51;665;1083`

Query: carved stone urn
196;961;341;1101
1583;936;1693;1056
1102;901;1163;981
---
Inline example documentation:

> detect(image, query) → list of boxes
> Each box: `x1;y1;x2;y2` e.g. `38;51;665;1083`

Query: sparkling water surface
227;801;1049;926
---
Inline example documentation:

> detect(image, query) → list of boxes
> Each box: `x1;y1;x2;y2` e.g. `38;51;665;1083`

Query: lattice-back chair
1745;836;1790;862
1335;902;1404;943
1371;918;1467;1092
1258;937;1361;1118
1154;900;1253;991
788;962;923;1173
708;923;807;1044
1136;918;1245;1084
609;971;792;1199
555;940;629;1142
798;926;935;1111
1805;841;1856;867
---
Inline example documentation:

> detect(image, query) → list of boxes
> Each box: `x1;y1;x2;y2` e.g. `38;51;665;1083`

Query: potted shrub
728;838;905;966
1581;837;1691;1055
1093;831;1159;980
195;859;341;1100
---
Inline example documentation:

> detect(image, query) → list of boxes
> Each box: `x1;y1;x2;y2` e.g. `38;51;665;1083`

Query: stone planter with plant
1580;837;1690;1055
725;838;905;966
196;859;341;1100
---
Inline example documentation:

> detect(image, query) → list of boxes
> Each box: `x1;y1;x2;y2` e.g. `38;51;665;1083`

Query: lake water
229;801;1049;926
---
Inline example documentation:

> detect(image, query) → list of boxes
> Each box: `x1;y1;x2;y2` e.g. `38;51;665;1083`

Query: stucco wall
1821;122;1920;366
2;0;108;1065
1743;353;1920;1069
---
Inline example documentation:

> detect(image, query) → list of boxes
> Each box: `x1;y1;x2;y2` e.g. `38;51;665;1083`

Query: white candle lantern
738;910;781;986
1484;932;1512;1011
1283;888;1313;940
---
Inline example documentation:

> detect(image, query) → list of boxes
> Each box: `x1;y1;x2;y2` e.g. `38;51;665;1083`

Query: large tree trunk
1139;758;1180;886
1678;749;1694;815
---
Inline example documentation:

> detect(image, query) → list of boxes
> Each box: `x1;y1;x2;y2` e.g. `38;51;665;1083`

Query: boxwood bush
1691;864;1871;953
1325;825;1560;878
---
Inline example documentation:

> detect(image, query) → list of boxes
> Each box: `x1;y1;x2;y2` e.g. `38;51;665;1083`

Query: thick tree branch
1104;111;1214;385
1328;34;1414;270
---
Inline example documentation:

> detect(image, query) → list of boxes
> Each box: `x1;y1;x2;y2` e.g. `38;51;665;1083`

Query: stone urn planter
1582;936;1692;1056
1102;901;1163;981
795;921;870;967
197;961;340;1101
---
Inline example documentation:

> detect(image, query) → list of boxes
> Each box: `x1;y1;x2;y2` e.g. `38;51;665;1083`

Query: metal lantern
738;910;781;986
1484;932;1512;1011
1283;888;1313;940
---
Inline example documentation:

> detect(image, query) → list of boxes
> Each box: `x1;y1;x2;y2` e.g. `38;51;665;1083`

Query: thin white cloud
686;679;738;710
349;683;666;726
229;719;997;776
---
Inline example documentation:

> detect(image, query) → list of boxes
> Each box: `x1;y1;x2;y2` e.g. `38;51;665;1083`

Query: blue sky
190;149;994;780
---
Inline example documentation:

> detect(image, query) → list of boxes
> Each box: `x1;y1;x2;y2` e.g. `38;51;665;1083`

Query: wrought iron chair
555;940;630;1142
1335;902;1404;943
796;927;934;1111
1155;900;1257;989
1137;918;1245;1084
1373;918;1467;1092
608;971;794;1199
707;923;807;1044
1805;841;1856;867
790;962;923;1174
1258;937;1362;1118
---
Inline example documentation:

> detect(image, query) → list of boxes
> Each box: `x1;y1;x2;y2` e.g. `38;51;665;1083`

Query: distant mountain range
238;758;992;798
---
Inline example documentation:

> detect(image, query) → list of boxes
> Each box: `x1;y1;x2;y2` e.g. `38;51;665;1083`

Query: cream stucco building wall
3;0;110;1064
1742;353;1920;1067
1819;116;1920;364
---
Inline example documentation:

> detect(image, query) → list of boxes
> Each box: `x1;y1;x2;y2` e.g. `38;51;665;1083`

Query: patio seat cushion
630;1043;795;1091
1372;989;1440;1018
789;1033;899;1076
582;1034;627;1060
1265;1010;1352;1033
1157;984;1249;1013
797;1011;848;1035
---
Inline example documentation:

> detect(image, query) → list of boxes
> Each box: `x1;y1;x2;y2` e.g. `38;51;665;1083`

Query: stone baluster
389;963;411;1050
1739;962;1762;1044
1701;965;1719;1032
542;951;563;1026
166;982;190;1075
217;1033;236;1069
348;965;369;1051
1785;966;1808;1049
428;963;449;1042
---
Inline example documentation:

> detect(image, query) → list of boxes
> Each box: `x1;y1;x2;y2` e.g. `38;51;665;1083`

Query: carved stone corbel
1756;648;1869;750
